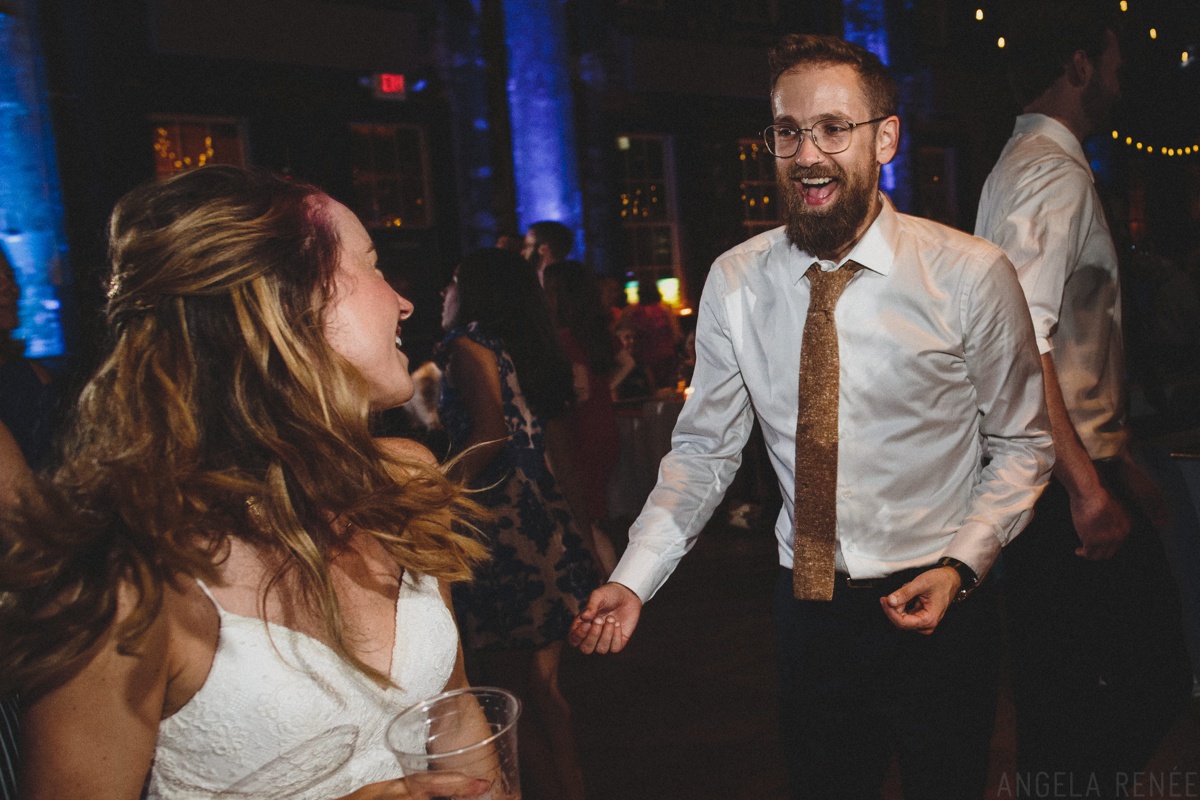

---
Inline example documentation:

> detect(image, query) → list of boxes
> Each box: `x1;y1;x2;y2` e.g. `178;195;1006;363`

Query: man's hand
880;567;959;635
1069;486;1130;560
567;583;643;654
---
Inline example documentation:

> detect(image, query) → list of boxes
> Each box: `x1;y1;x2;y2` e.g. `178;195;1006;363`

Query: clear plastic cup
386;687;522;800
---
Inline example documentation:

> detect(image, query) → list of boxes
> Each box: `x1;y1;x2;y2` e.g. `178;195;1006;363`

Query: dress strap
192;578;226;615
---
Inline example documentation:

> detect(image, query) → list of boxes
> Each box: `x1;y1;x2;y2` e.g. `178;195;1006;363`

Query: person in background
0;248;56;471
596;276;626;327
0;166;492;800
494;230;524;255
571;34;1053;799
618;279;679;390
522;220;574;286
975;2;1191;791
0;234;60;800
0;419;30;800
609;320;652;401
543;259;622;574
437;248;598;800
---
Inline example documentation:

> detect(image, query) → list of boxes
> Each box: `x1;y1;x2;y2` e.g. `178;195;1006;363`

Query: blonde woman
0;166;490;799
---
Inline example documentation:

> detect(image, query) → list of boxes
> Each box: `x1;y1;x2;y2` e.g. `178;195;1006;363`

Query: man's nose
794;133;825;166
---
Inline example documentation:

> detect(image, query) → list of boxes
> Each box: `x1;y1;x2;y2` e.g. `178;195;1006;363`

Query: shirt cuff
940;522;1003;582
609;544;674;604
1034;335;1053;356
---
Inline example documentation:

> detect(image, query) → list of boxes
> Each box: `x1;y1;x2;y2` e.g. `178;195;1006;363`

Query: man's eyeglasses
762;116;889;158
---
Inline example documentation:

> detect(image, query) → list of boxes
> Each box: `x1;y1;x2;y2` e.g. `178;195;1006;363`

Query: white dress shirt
975;113;1128;460
609;199;1053;602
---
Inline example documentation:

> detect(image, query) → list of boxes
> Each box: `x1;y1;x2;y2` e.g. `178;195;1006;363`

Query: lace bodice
147;571;457;799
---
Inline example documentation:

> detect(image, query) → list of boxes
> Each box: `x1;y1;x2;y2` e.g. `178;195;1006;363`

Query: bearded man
569;33;1054;799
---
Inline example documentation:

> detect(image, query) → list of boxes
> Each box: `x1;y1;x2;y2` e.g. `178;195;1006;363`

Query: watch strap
935;556;978;603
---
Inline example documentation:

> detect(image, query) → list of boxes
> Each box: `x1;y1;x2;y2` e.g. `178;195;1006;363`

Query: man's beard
777;160;878;258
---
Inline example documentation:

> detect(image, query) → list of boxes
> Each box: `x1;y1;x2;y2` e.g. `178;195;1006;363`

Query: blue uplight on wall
502;0;585;255
842;0;900;199
0;1;68;358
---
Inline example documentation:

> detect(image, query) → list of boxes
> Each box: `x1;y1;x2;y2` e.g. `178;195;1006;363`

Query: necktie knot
805;261;862;313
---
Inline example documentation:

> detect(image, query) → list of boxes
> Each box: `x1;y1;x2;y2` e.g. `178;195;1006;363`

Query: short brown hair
527;220;575;260
1003;0;1117;106
768;34;898;118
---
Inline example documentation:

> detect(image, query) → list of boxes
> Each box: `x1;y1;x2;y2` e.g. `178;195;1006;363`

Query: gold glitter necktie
793;260;862;601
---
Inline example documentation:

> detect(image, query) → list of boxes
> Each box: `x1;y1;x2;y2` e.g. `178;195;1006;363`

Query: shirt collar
842;194;896;276
1013;113;1092;178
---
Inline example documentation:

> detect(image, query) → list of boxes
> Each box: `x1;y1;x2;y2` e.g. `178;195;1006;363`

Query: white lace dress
147;571;457;800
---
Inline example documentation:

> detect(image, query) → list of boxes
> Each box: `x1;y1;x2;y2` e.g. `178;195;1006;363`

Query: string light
1113;130;1200;157
982;5;1195;156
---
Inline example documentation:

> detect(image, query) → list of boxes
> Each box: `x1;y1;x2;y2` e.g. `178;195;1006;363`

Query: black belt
833;565;931;592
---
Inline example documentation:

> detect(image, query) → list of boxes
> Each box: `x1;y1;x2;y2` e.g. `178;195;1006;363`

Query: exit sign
372;73;406;100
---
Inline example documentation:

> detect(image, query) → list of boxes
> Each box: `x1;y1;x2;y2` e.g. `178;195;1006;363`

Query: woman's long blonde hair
0;166;486;692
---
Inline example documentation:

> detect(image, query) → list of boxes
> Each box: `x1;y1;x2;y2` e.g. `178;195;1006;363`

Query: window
738;138;782;233
350;123;432;230
151;115;245;179
616;134;682;285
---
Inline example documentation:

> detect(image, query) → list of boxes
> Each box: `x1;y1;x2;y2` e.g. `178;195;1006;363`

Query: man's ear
875;116;900;166
1067;49;1093;88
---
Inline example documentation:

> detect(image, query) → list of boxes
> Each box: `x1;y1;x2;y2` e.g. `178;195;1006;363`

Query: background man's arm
1040;353;1130;559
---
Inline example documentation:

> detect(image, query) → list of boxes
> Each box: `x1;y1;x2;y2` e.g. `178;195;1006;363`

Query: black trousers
1003;463;1192;799
773;568;1000;800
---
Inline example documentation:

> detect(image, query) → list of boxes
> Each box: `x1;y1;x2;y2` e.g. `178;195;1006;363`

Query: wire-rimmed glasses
762;116;889;158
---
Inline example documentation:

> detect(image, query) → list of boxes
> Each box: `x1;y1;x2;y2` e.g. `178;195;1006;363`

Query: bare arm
1041;353;1129;559
442;338;508;485
20;586;180;799
608;349;636;398
0;420;32;507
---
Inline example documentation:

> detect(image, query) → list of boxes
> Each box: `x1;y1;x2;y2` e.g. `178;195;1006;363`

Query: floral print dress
437;323;598;651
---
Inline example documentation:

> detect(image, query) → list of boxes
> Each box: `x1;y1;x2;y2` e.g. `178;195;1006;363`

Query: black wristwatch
935;557;979;603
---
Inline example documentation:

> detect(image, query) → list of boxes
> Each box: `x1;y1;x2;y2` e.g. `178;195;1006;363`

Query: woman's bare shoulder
19;573;218;799
160;574;220;717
